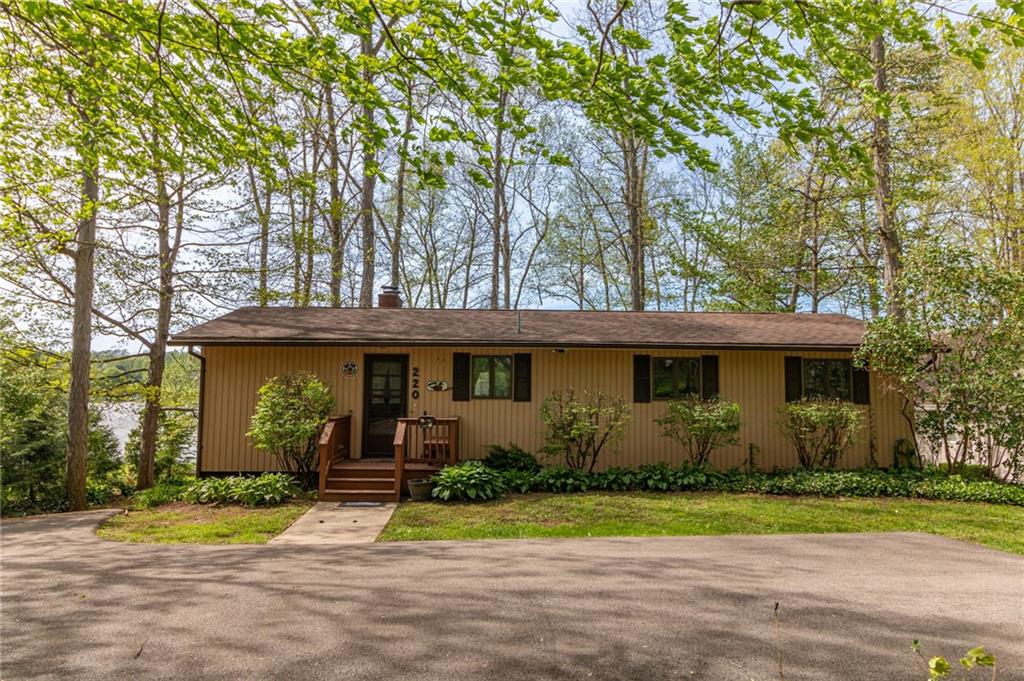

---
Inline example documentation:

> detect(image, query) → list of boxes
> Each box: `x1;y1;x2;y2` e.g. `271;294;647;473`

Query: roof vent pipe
378;284;402;309
516;308;522;334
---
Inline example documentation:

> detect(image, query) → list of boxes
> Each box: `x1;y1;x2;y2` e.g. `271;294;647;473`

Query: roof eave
168;337;861;351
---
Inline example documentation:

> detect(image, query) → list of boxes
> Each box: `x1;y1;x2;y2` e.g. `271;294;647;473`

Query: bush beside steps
132;473;299;509
429;461;1024;506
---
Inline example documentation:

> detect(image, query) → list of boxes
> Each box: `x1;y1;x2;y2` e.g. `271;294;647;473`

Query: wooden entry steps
320;459;440;503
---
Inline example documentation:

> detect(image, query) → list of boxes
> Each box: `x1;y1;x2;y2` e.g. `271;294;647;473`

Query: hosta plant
431;461;506;502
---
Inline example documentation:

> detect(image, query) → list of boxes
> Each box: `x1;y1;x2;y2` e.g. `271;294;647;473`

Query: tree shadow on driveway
2;512;1022;680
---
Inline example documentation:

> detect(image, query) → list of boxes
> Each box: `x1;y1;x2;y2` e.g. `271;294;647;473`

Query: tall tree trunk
138;153;184;489
869;33;904;321
285;147;302;303
137;153;169;489
66;157;98;511
490;88;507;310
1006;155;1022;268
392;93;414;287
648;242;661;310
593;221;612;310
621;134;646;311
302;108;320;305
290;203;301;303
246;165;272;306
502;192;511;310
325;83;344;306
462;219;477;308
303;181;315;304
809;196;821;313
358;33;377;308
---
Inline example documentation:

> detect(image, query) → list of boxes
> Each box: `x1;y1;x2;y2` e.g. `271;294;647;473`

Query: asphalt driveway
1;511;1022;681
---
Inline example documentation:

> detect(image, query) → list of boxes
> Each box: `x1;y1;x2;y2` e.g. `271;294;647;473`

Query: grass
378;492;1024;555
96;501;313;544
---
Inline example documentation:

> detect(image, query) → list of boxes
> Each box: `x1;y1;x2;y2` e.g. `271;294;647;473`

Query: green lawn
378;492;1024;554
96;501;313;544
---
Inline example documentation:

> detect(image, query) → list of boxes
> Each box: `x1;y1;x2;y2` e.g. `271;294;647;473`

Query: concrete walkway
269;501;396;545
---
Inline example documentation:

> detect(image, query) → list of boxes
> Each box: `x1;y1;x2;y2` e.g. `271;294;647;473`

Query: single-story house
170;288;912;501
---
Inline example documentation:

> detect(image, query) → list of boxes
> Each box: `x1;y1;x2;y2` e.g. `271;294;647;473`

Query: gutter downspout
188;345;206;477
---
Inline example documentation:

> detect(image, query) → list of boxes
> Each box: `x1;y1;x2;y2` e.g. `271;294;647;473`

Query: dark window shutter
852;366;870;405
784;356;803;403
452;353;471;401
513;353;531;402
701;355;719;400
633;354;651;403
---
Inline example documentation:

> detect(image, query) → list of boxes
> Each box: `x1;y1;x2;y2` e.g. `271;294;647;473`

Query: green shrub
533;466;594;493
778;399;862;469
935;463;991;481
592;466;638;491
131;473;309;509
180;473;298;507
109;463;139;497
704;468;1024;506
483;443;540;472
474;462;1024;507
673;463;723;490
539;389;631;471
125;410;197;483
656;396;742;465
1;355;123;515
636;463;675;491
86;479;116;506
132;481;187;509
247;372;334;488
911;475;1023;505
501;469;538;494
181;477;232;504
227;473;298;506
893;438;920;469
857;248;1024;482
431;461;506;501
912;641;996;680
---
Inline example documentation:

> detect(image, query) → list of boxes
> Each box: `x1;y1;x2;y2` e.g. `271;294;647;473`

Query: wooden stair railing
394;416;460;500
392;420;408;501
318;415;352;497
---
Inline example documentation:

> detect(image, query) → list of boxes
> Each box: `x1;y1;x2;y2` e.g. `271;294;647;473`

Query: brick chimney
378;284;402;308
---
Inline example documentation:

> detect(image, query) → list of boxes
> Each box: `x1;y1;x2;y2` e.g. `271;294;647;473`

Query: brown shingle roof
170;308;865;349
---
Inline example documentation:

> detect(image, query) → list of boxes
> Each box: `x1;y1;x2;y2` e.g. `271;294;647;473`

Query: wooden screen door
362;355;408;457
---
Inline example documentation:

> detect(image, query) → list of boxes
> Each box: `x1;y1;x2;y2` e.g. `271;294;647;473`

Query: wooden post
318;418;339;498
338;414;352;459
449;418;459;466
393;420;407;501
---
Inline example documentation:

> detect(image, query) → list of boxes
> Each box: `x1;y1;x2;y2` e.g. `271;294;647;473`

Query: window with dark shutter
471;355;513;398
452;353;470;401
785;356;864;403
651;357;700;399
513;353;531;402
784;356;803;402
852;366;870;405
633;355;651;403
804;359;853;400
701;355;719;400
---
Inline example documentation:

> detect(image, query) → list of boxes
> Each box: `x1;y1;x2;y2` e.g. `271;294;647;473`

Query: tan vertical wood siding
200;345;913;472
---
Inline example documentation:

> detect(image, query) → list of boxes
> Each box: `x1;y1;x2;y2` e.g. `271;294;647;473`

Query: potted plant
407;477;435;501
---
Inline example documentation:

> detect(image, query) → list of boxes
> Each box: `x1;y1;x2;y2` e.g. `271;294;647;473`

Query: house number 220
411;366;420;400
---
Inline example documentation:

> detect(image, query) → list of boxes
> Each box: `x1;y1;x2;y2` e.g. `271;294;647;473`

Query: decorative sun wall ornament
341;360;358;378
426;380;450;392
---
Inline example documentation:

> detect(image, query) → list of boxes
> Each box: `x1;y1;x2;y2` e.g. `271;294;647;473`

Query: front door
362;355;408;457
